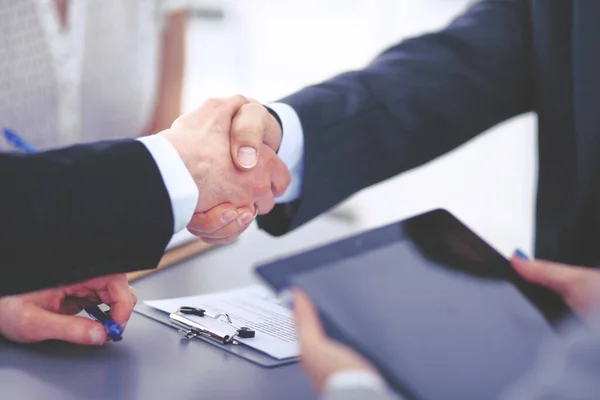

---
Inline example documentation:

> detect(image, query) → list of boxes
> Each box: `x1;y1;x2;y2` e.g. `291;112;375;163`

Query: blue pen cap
104;320;124;341
514;249;530;261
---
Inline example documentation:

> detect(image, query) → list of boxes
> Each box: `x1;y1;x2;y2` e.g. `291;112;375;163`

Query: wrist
158;129;205;184
157;129;188;167
138;133;200;231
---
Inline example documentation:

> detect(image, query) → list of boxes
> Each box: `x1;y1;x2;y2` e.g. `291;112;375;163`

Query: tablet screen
256;209;572;399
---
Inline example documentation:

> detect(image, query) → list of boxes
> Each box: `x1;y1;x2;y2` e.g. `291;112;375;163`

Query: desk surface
0;216;358;400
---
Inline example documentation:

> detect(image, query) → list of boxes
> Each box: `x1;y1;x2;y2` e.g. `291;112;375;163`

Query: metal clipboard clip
169;306;256;345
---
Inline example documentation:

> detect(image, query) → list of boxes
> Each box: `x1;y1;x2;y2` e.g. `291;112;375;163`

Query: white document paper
145;285;299;360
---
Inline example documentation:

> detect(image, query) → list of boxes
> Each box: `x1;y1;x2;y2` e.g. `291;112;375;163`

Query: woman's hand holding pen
0;274;136;345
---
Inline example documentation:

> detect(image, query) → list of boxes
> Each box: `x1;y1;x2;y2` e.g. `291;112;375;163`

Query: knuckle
249;101;264;110
20;309;35;328
188;226;207;237
245;102;263;113
203;98;223;109
190;220;210;233
262;203;275;215
206;217;225;232
189;218;220;235
18;311;37;340
283;170;292;188
233;114;259;134
129;287;138;305
258;197;276;215
272;166;291;193
253;104;271;123
232;94;248;104
267;148;281;165
253;181;271;197
208;225;238;239
273;180;288;197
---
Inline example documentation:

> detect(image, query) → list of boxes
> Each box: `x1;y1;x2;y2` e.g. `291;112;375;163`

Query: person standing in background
0;0;190;150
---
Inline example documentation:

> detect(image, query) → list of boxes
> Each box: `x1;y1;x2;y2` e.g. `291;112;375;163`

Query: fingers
199;95;251;121
270;151;292;198
252;145;290;209
188;205;256;243
510;252;600;319
172;94;250;131
28;309;108;345
510;253;576;294
129;286;138;309
254;193;276;215
220;94;252;118
293;289;326;346
0;293;106;345
230;103;282;169
104;275;137;327
187;203;240;235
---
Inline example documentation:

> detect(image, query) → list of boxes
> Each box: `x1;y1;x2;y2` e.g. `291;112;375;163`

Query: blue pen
3;127;125;342
85;307;124;341
514;249;530;260
3;128;38;153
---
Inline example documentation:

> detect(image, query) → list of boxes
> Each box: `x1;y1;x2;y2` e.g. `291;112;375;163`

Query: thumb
293;289;326;345
230;103;282;170
32;309;107;345
510;252;575;295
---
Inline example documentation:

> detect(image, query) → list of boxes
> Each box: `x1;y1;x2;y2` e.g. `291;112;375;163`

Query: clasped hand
0;95;286;345
160;95;289;244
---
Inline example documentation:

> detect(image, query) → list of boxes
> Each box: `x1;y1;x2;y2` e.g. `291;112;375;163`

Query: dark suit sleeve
0;140;174;295
258;0;533;235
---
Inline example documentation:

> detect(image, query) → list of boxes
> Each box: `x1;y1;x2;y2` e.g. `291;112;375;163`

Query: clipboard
134;300;299;368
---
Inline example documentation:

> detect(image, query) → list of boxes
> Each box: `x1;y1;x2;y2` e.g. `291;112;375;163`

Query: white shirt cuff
268;102;305;203
137;135;198;234
325;370;387;392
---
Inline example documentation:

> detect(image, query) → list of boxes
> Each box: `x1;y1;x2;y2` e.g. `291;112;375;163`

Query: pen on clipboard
3;127;125;342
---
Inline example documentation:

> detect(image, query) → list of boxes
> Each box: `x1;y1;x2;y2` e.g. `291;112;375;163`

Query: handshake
160;95;289;244
0;95;289;346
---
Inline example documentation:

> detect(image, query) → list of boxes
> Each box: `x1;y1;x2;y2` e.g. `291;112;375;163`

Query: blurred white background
182;0;537;257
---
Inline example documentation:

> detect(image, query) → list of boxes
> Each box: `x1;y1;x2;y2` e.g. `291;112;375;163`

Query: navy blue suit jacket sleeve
259;0;533;235
0;140;174;295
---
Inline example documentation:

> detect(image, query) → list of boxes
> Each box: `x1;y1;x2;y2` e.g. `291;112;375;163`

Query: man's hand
185;101;285;243
160;96;289;217
511;252;600;321
293;289;379;393
0;274;136;345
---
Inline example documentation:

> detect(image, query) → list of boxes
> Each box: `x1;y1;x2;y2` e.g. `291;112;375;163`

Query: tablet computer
255;209;573;400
